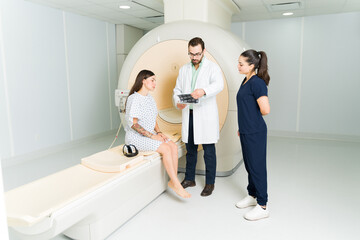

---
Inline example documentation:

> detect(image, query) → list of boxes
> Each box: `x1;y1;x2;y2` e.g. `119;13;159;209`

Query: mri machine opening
118;26;247;175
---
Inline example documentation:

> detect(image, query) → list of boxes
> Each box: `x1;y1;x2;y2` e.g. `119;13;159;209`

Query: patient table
5;133;184;240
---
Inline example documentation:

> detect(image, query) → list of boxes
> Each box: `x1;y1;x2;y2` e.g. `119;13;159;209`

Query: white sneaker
235;195;257;209
244;204;269;221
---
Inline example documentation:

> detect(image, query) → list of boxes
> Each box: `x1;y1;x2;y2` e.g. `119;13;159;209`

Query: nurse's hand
177;103;186;109
191;89;205;99
237;131;240;137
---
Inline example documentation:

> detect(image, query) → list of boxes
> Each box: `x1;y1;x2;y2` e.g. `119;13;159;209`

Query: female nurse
235;49;271;221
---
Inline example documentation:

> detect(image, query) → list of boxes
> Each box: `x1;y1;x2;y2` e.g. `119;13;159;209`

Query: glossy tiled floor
3;133;360;240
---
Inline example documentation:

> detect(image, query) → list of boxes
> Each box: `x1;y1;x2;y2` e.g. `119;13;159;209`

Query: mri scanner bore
118;22;246;176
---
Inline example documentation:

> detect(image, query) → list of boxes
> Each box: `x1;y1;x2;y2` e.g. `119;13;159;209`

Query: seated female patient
125;69;191;198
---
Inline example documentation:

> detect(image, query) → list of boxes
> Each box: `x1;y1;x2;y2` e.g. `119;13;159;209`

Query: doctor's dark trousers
240;130;268;206
185;110;216;184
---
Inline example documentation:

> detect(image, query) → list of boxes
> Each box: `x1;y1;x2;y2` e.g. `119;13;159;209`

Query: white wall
0;0;118;161
116;24;144;78
231;12;360;139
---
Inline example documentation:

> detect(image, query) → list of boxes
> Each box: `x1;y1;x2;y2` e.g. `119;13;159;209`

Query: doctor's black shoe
181;180;196;189
201;184;214;197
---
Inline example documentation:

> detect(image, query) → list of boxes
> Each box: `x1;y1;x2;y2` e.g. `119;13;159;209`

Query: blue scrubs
236;75;268;206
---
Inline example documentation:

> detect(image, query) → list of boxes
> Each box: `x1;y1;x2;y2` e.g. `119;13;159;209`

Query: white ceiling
26;0;360;30
232;0;360;21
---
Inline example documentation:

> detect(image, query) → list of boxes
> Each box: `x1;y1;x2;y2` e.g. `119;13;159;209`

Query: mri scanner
5;0;249;239
119;20;249;176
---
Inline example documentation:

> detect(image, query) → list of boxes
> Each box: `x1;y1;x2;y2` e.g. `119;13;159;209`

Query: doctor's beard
191;57;202;66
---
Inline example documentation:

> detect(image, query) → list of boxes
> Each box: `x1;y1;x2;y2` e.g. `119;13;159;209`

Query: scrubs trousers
240;130;268;206
185;110;216;184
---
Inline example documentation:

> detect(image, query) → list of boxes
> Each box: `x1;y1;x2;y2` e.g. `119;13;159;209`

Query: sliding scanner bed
6;139;185;240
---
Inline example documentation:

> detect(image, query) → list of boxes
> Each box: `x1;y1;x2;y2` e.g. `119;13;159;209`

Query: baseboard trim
268;130;360;143
1;130;118;168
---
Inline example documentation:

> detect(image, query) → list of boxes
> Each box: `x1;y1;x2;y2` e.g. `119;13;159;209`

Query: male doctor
173;37;224;197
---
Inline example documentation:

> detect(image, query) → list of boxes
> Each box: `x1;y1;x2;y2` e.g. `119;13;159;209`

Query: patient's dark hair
241;49;270;86
188;37;205;50
125;69;155;108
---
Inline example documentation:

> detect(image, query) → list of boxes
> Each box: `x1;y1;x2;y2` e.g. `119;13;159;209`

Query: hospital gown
125;92;162;151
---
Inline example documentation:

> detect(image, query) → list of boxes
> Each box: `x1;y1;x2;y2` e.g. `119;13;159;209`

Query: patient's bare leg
168;141;178;174
157;143;190;198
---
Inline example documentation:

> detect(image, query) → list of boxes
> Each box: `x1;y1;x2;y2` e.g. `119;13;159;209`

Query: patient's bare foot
168;181;191;198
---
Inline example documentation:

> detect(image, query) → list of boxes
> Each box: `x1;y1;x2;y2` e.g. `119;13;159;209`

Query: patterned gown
124;92;162;151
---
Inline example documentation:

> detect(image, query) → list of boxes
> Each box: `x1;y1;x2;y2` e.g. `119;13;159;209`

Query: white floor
3;133;360;240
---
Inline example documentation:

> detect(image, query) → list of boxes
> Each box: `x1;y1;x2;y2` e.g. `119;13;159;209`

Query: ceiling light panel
103;1;144;11
119;5;131;9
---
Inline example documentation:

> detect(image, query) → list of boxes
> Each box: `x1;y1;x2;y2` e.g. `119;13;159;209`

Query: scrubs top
189;60;203;110
236;75;268;134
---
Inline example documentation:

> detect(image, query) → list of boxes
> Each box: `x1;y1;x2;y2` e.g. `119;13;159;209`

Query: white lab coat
173;56;224;144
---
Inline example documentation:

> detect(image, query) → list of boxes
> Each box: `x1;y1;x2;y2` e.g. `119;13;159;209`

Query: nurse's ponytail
240;49;270;86
257;51;270;86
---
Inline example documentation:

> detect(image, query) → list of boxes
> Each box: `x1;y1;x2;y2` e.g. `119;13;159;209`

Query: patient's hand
177;103;186;109
151;134;165;142
158;133;169;142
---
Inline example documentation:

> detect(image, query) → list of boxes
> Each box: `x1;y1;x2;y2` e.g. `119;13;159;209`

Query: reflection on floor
3;133;360;240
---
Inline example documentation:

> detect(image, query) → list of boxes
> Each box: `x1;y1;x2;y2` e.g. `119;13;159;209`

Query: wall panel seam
106;23;113;129
63;12;73;140
296;17;304;132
